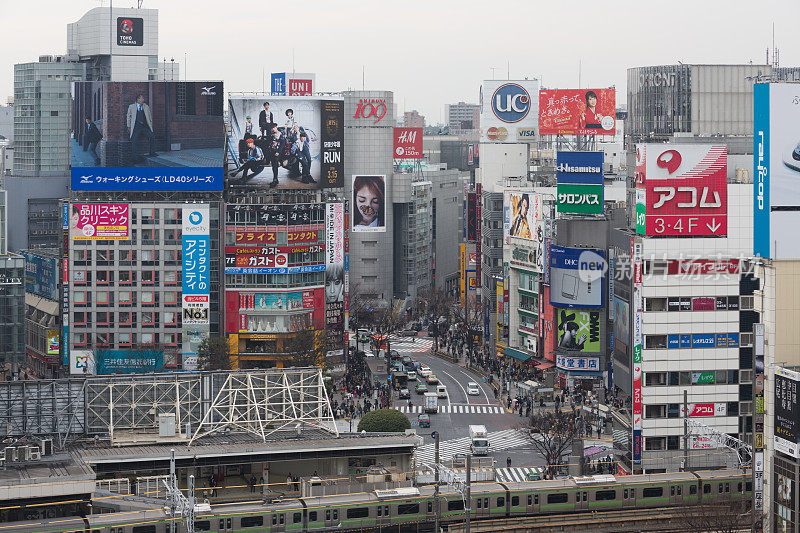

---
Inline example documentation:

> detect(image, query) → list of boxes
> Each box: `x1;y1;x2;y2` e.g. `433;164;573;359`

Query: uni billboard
70;81;225;190
227;96;344;189
539;88;616;135
754;83;800;259
480;80;539;143
635;144;727;237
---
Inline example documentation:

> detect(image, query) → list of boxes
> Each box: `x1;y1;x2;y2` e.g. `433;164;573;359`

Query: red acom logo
643;145;728;236
353;99;387;124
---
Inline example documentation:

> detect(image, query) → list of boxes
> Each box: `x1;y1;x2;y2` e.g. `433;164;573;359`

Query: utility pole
434;431;440;533
683;389;689;471
465;454;472;533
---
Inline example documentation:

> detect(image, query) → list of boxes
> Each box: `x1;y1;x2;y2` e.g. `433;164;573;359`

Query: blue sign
667;335;679;349
271;73;286;95
71;167;224;191
691;334;716;348
754;83;770;258
23;252;58;301
680;334;691;348
225;264;326;275
491;83;531;123
548;245;606;309
556;151;604;185
183;235;210;295
96;350;164;375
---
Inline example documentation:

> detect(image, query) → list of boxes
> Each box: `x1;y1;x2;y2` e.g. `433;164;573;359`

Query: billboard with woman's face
539;88;616;136
503;190;541;243
352;175;386;232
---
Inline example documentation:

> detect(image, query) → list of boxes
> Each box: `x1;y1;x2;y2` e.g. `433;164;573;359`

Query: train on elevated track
6;468;751;533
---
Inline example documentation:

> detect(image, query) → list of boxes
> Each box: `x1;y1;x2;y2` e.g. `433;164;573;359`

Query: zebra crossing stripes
495;467;543;483
388;337;434;354
398;404;505;414
415;429;531;464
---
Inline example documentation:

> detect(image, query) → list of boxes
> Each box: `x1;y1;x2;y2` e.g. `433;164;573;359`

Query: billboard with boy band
227;97;344;190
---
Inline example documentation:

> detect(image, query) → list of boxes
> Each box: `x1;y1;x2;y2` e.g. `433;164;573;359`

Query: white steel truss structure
189;368;337;443
687;418;753;468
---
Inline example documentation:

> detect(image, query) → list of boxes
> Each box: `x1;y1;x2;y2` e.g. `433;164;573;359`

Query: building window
645;437;666;451
164;271;179;285
119;271;136;285
645;297;667;311
164;312;179;326
645;335;667;349
645;372;666;386
645;404;666;418
164;291;179;305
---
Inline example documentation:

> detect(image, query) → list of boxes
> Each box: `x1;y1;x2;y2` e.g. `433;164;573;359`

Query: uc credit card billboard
70;81;225;190
480;80;539;143
754;83;800;259
539;88;616;135
549;245;606;309
636;144;727;237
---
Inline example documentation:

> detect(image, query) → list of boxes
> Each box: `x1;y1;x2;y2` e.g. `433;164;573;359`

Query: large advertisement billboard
612;296;630;357
556;308;601;353
549;245;606;309
182;205;210;367
70;81;225;189
326;203;345;330
775;367;800;458
23;252;58;301
503;191;542;243
393;127;423;159
635;144;728;237
236;290;320;334
754;83;800;259
69;203;129;240
352;175;386;232
539;88;616;135
227;97;344;189
480;80;540;143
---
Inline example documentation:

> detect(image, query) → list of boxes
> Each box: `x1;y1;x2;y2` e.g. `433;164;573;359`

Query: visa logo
517;128;536;138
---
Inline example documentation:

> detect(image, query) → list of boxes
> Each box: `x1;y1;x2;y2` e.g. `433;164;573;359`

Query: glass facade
627;65;692;143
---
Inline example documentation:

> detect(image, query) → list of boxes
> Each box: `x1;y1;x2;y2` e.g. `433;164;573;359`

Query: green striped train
11;468;752;533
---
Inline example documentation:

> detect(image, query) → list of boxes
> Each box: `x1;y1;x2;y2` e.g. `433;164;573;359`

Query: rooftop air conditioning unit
4;446;17;462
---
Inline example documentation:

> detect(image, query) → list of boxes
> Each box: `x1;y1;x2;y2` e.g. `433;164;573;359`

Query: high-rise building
447;102;480;134
0;190;26;379
403;110;425;128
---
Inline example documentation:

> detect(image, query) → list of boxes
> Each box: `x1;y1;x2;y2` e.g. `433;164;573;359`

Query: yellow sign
460;244;466;307
228;334;239;370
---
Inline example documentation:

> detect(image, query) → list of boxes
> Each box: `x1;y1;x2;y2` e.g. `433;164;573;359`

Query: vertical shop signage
182;205;210;369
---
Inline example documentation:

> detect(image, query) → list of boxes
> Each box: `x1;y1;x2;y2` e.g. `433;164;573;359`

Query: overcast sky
1;0;798;123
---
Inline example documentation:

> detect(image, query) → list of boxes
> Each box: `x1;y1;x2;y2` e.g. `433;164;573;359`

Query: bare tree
681;500;760;533
285;329;333;371
523;411;579;478
372;303;406;379
196;337;232;371
420;288;456;351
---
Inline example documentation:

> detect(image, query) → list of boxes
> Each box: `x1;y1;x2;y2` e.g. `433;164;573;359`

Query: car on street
419;366;432;377
452;453;466;467
426;374;439;385
390;349;400;359
418;414;430;428
437;385;447;398
467;382;480;396
398;388;411;399
415;383;428;394
406;370;417;381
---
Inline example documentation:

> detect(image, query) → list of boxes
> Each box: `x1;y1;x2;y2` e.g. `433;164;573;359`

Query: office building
23;249;61;378
447;101;480;134
0;190;26;379
403;110;425;128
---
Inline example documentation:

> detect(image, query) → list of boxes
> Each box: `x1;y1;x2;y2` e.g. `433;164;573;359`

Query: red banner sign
666;259;739;275
638;144;728;237
235;231;277;244
393;127;423;159
539;88;616;135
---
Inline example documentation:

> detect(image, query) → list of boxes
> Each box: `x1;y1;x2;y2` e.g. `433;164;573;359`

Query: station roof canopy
502;347;531;361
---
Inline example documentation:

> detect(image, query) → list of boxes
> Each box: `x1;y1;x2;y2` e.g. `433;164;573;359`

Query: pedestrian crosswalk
415;429;530;464
495;467;544;483
389;337;434;354
398;404;505;414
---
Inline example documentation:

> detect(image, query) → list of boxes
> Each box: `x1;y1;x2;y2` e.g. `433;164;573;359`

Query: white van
437;385;447;398
406;370;417;381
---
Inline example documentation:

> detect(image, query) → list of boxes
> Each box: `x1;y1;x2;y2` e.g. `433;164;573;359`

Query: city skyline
0;0;797;121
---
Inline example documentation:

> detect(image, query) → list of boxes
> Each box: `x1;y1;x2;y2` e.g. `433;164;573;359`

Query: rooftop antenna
578;59;582;89
362;65;365;90
507;61;510;80
292;48;295;74
489;67;498;79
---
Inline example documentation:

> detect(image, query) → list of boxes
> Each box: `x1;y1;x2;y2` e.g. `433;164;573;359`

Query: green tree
357;409;411;433
285;329;331;370
196;337;231;371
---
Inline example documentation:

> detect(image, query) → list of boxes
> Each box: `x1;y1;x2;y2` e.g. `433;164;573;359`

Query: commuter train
6;468;751;533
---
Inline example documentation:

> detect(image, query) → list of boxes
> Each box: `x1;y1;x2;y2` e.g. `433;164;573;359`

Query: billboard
69;203;129;240
352;175;386;232
326;203;345;330
503;191;542;243
612;296;629;357
556;309;601;353
557;183;603;215
96;350;164;375
182;205;210;363
70;350;95;375
70;81;225;185
393;127;423;159
23;252;58;301
555;354;600;372
227;97;344;189
635;144;727;237
46;330;60;356
116;17;143;46
775;367;800;458
556;151;604;185
480;80;539;143
238;291;318;334
466;192;478;242
270;73;316;96
539;88;616;135
754;83;800;259
548;245;606;309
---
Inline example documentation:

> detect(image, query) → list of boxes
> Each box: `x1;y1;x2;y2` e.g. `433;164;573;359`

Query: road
387;336;546;474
